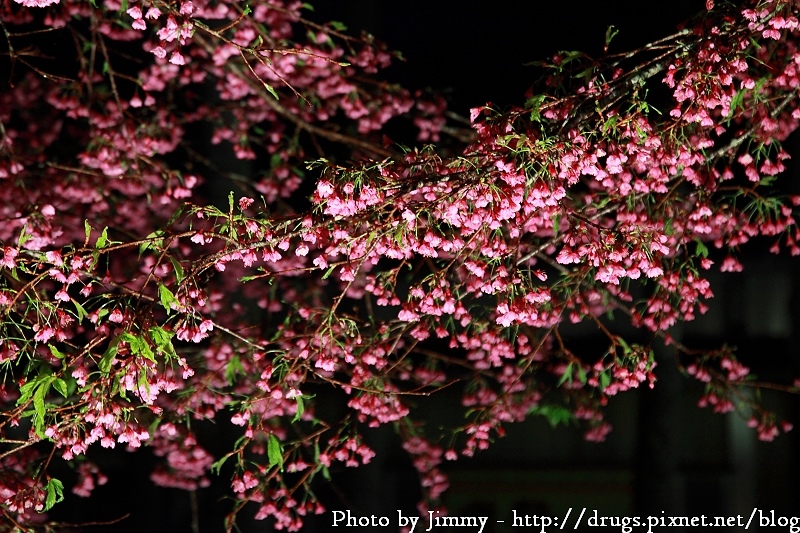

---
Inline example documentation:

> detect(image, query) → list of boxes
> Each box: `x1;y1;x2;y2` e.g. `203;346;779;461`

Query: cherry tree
0;0;799;529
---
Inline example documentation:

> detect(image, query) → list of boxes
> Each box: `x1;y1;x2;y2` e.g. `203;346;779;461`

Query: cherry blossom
0;0;798;529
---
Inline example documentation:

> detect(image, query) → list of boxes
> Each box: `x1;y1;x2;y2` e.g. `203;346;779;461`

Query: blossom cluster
0;0;799;530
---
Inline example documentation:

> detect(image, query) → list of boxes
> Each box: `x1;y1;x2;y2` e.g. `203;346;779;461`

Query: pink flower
230;412;248;426
169;51;186;65
644;265;663;278
152;46;167;59
398;308;419;322
316;180;335;198
338;265;355;281
0;247;18;269
45;250;63;266
13;0;60;6
720;256;743;272
55;287;70;302
33;325;55;343
556;248;580;264
157;16;180;42
191;230;213;244
108;308;124;323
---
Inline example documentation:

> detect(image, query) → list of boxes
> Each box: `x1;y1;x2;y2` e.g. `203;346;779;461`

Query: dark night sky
313;1;706;110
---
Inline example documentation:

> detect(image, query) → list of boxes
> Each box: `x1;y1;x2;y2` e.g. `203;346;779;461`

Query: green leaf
556;362;573;387
552;213;561;235
123;333;155;363
602;115;619;135
263;82;279;100
96;226;109;249
525;94;546;122
42;478;64;512
321;265;336;280
99;337;120;374
139;230;165;257
292;396;304;423
577;365;587;385
16;373;57;436
17;379;39;406
149;326;174;350
17;226;30;247
49;345;65;360
139;338;156;363
695;240;709;259
52;378;68;398
33;382;48;437
115;376;127;400
617;337;632;355
728;89;744;119
158;283;178;313
267;434;283;471
137;370;150;396
664;218;674;236
211;454;231;475
170;257;184;283
599;371;611;391
329;20;347;31
73;299;88;323
84;220;92;245
605;25;619;48
531;404;574;428
225;355;243;385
